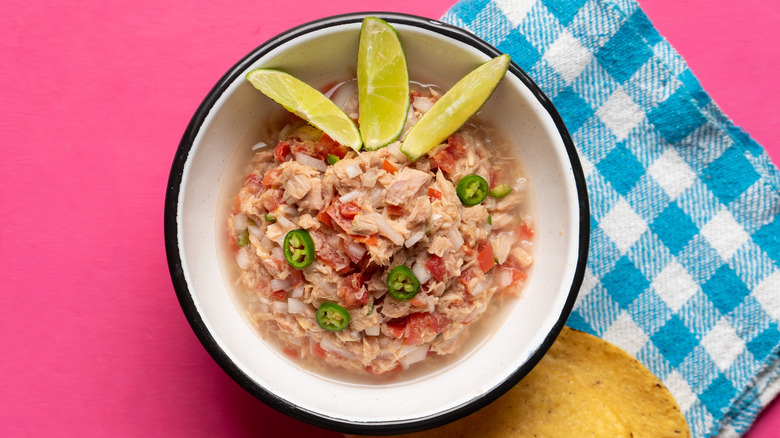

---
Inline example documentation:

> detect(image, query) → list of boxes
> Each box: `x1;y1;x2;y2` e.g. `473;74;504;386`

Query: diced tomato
258;189;284;212
410;90;423;103
427;188;442;202
273;141;292;162
488;169;497;189
459;267;478;290
244;173;262;189
476;241;496;273
287;268;304;288
383;159;397;174
325;202;355;233
353;235;378;246
262;168;283;187
404;312;447;345
426;255;447;282
317;133;347;158
311;230;351;273
339;273;369;308
518;222;534;239
386;317;408;338
282;346;299;358
386;205;403;216
503;257;529;284
338;201;362;219
446;134;466;159
430;149;456;173
270;290;287;301
317;210;333;228
311;342;327;360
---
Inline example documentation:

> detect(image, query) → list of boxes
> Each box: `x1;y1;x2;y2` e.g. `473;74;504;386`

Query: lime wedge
401;54;511;161
357;17;410;150
246;68;362;151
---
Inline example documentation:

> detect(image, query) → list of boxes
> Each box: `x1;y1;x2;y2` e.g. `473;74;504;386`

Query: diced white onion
271;278;292;291
328;80;358;113
499;268;513;288
339;190;362;203
399;345;429;369
345;163;362;178
365;212;404;245
287;298;307;314
447;228;464;251
365;324;381;336
320;337;357;359
291;285;304;298
247;224;263;239
492;232;514;265
233;213;248;232
275;215;296;230
252;141;268;150
235;248;251;270
412;262;431;284
431;213;442;222
347;242;367;260
412;96;434;113
405;230;425;248
470;280;486;297
271;301;288;313
294;152;327;172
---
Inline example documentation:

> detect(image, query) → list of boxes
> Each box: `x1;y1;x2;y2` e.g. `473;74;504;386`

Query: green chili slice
237;228;250;247
316;302;350;331
264;213;277;223
456;174;489;206
386;265;420;300
488;184;513;198
326;154;340;165
283;229;315;269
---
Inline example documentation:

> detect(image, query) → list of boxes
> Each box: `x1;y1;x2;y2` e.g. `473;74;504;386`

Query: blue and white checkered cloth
442;0;780;436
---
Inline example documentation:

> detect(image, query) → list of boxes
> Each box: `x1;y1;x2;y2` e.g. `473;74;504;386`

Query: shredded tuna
228;84;535;377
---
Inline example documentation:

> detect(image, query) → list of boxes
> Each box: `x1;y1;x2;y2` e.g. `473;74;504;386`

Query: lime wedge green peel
401;54;511;161
357;17;410;151
245;68;363;151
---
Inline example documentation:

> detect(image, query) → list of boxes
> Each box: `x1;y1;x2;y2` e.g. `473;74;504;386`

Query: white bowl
165;12;589;434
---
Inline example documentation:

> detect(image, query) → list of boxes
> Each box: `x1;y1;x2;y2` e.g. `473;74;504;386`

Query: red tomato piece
338;201;362;219
258;189;284;212
383;159;397;174
270;290;287;301
427;188;443;201
446;133;466;159
426;255;447;282
311;230;351;273
403;312;447;345
262;168;283;187
477;241;496;273
325;202;355;233
339;273;369;308
386;205;403;216
273;141;292;162
430;149;457;174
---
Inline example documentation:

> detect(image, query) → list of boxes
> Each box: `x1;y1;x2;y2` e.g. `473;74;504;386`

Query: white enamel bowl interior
172;15;585;432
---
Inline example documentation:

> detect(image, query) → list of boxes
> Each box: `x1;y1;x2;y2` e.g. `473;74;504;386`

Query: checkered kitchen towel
442;0;780;436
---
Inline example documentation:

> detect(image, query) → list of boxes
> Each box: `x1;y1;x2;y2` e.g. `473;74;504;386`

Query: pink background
1;0;778;436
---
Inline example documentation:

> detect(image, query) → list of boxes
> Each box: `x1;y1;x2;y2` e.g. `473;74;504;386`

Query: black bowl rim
164;11;590;436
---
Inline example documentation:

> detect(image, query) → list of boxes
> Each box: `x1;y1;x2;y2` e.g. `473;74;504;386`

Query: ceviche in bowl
165;12;588;435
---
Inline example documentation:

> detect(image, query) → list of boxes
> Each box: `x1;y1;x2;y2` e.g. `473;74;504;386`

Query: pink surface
1;0;778;437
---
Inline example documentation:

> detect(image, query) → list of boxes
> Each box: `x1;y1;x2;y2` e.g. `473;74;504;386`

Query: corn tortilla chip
354;327;690;437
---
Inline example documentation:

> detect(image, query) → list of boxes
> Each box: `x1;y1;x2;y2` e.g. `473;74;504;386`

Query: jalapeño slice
386;265;420;300
283;229;315;269
456;174;489;206
488;184;513;198
316;302;351;331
